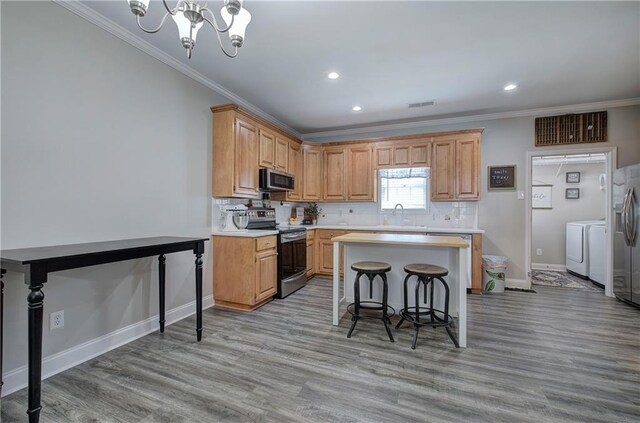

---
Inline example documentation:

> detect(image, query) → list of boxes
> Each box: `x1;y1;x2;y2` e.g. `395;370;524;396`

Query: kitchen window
379;167;429;212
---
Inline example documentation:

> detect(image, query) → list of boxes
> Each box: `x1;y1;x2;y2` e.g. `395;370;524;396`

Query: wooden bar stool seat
346;261;395;342
396;263;459;349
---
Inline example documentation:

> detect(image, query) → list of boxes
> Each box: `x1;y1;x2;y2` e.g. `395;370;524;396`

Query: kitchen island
331;233;470;347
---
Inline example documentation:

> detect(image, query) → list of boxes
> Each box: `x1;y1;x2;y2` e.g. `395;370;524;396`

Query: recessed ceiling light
352;106;362;111
327;72;340;80
503;83;518;91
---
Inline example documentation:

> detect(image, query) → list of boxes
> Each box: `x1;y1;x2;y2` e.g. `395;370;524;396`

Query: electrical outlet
50;310;64;330
536;249;543;256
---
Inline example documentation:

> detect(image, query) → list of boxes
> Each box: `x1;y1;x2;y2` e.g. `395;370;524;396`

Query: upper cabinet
347;145;374;201
323;147;347;201
431;138;456;201
275;137;289;172
213;104;481;203
302;145;323;201
212;105;302;199
430;135;481;202
258;129;276;168
374;139;431;168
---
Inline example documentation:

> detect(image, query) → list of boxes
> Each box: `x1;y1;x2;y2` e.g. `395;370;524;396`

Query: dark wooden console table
0;236;208;423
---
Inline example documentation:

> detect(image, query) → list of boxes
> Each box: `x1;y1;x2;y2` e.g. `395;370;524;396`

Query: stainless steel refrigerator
613;163;640;307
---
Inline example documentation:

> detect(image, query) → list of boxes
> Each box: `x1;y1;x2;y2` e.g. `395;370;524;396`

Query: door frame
525;146;617;297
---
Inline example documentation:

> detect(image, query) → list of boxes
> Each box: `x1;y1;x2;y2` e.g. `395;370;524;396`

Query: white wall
1;1;228;391
307;106;640;282
531;162;606;267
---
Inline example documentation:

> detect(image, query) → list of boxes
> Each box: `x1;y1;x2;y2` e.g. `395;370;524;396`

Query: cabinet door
375;147;393;168
234;118;259;197
431;139;455;201
275;137;289;172
318;239;334;274
258;129;275;168
410;143;430;166
455;137;480;200
348;146;374;201
287;143;302;201
306;240;315;277
393;146;410;166
324;148;347;201
255;250;277;302
303;147;323;200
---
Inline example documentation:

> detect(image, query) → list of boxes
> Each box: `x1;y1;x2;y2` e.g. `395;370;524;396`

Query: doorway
525;147;617;297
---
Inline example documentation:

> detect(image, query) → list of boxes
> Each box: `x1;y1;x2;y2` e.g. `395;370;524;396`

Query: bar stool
346;261;395;342
396;263;459;349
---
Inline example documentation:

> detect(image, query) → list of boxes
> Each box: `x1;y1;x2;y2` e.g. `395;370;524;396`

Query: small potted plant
306;202;322;225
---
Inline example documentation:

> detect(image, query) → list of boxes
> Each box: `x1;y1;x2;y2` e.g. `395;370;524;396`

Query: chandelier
126;0;251;59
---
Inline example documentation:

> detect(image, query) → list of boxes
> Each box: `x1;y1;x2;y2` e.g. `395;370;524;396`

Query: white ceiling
80;1;640;135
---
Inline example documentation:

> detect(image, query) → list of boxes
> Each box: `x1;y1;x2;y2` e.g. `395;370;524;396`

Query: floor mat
531;270;602;291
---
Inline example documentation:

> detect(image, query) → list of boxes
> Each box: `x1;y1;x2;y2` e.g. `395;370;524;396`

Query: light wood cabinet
258;129;276;168
455;137;480;199
374;140;430;169
306;229;315;277
431;138;456;201
347;145;374;201
255;249;278;302
323;147;347;201
275;137;289;172
317;230;346;275
213;235;277;311
303;145;323;201
431;136;480;201
287;142;302;201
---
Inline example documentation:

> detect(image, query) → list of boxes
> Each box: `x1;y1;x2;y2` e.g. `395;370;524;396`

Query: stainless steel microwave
259;168;295;192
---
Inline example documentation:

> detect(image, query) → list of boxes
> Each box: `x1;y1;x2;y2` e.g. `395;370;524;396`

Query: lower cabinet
213;235;277;311
317;230;347;275
306;230;316;277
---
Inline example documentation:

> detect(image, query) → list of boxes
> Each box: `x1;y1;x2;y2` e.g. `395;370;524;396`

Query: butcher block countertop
331;233;470;248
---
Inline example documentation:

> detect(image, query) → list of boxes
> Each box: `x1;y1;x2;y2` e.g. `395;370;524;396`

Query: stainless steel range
246;207;307;298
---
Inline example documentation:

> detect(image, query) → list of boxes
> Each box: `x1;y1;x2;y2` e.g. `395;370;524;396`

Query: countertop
211;230;278;238
280;224;484;234
331;233;470;248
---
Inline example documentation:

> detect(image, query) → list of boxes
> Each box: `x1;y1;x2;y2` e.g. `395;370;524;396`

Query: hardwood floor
3;278;639;422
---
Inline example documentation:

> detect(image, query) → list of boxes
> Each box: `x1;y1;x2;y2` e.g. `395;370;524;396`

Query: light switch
517;190;525;200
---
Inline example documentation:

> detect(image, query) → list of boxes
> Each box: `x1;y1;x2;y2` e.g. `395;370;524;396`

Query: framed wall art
566;172;580;183
565;188;580;199
532;185;552;209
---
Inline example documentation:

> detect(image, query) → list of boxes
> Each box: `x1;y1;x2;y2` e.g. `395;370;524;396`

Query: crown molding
301;97;640;141
52;0;301;138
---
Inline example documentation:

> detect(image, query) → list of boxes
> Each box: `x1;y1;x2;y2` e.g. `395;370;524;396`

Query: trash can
482;255;508;293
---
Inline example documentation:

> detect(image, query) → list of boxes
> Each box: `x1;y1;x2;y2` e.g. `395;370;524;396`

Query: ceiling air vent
408;100;437;109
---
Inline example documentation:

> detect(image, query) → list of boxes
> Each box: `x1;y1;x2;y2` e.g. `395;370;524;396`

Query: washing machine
566;220;605;279
588;224;606;287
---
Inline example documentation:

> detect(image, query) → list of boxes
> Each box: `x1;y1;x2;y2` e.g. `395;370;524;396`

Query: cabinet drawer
318;230;347;239
256;236;277;251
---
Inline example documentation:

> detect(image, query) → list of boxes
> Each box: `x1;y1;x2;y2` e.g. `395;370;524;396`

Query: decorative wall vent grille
534;111;607;146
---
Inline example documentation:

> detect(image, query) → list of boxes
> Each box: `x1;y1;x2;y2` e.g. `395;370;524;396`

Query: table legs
194;241;204;342
1;268;5;398
158;255;166;333
26;265;47;423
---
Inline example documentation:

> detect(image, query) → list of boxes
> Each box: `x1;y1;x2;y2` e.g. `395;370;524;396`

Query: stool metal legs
397;274;459;349
347;271;394;342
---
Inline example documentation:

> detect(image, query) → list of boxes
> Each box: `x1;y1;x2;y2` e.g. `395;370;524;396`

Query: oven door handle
281;233;307;243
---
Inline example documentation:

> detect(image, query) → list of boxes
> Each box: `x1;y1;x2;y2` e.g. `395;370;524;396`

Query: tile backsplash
212;197;478;229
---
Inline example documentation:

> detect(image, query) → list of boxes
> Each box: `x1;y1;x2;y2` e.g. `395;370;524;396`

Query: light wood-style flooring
2;278;639;422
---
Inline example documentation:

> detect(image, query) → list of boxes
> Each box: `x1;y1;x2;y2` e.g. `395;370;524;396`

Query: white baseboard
531;263;566;272
505;278;531;289
2;295;214;397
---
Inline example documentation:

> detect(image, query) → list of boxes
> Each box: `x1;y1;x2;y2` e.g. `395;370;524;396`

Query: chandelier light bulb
221;6;251;47
173;11;204;47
